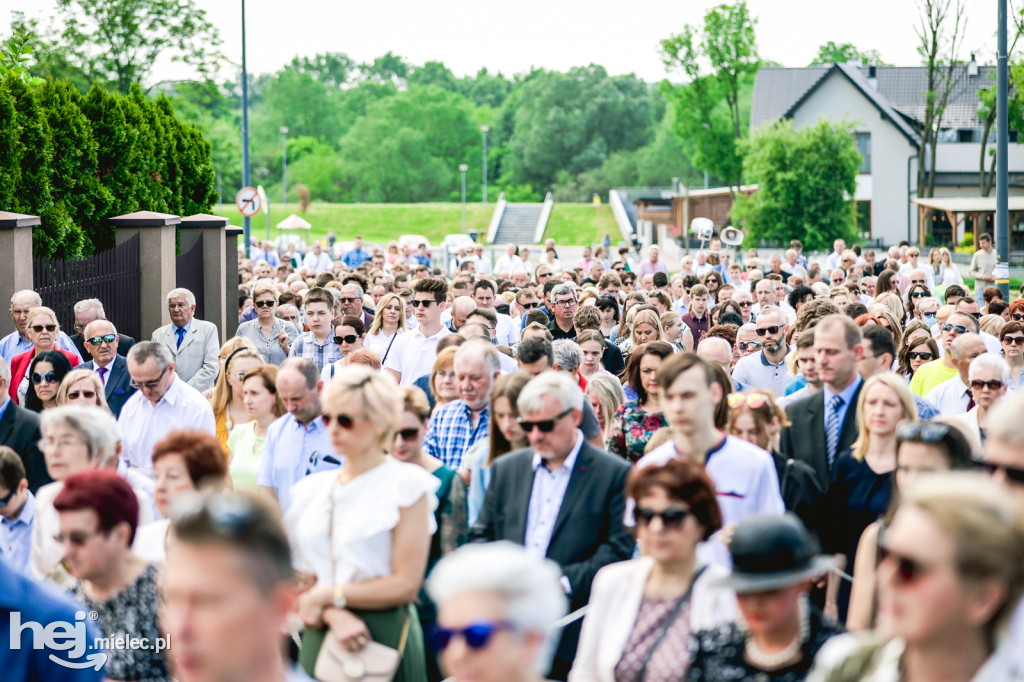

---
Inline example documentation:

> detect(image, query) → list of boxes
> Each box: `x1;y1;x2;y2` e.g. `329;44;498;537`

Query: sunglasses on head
67;390;97;400
427;621;514;652
409;299;436;308
878;544;931;585
322;413;368;429
253;300;275;308
31;371;59;385
633;506;691;530
738;340;762;351
980;461;1024;486
908;351;934;360
518;407;573;433
1003;335;1024;346
727;393;768;410
897;421;951;443
31;324;57;333
755;325;781;336
334;335;359;345
971;379;1004;391
87;334;117;346
941;323;968;335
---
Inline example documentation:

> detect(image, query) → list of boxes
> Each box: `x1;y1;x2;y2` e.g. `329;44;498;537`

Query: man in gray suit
151;288;220;393
80;319;136;418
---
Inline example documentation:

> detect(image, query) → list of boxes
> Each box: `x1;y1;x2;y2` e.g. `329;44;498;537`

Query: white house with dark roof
751;62;1024;247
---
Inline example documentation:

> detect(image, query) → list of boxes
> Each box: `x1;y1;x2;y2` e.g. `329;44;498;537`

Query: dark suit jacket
780;378;864;489
0;401;50;493
470;440;632;678
70;333;135;362
82;355;136;418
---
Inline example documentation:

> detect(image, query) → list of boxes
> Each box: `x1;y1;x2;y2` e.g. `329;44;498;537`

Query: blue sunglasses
427;620;514;652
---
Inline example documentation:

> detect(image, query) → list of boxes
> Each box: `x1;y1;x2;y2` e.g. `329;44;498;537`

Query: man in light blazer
81;319;136;418
471;371;632;681
151;288;220;393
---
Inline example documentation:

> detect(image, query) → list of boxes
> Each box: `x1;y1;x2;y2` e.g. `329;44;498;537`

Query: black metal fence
176;234;205;321
33;233;143;341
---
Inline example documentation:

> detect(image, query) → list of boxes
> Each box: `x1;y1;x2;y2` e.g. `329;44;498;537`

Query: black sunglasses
334;335;359;345
322;413;367;429
66;390;97;400
910;291;927;298
941;323;969;335
0;484;19;507
634;506;691;530
980;461;1024;486
519;301;538;309
738;301;754;307
755;325;781;336
87;334;117;346
253;300;275;308
31;371;59;385
428;621;514;652
1002;336;1024;346
878;544;931;585
31;324;57;333
518;407;573;433
908;351;934;360
1012;313;1024;321
971;379;1004;391
409;299;436;308
395;428;420;440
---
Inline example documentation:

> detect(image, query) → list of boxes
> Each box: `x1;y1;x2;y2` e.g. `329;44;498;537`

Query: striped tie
826;394;844;468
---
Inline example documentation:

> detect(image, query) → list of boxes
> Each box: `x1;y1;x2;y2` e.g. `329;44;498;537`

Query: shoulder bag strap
636;564;708;682
781;458;795;499
380;332;399;366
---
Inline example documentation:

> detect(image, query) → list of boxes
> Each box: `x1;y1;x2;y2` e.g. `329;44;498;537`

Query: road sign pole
241;0;251;257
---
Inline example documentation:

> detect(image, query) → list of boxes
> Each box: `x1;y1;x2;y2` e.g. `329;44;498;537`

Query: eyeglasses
37;437;86;452
910;291;928;298
878;544;932;585
31;324;57;333
54;529;109;547
746;265;757;270
395;428;420;441
980;461;1024;486
908;351;934;360
31;371;59;385
896;421;951;443
940;323;969;335
968;312;982;319
253;300;275;308
971;379;1004;391
518;407;573;433
738;301;753;307
427;621;514;652
87;334;117;346
66;390;97;400
737;340;762;351
322;413;368;429
409;299;436;308
1002;335;1024;346
755;325;781;336
340;297;359;304
553;299;577;308
129;366;169;390
727;393;768;410
910;280;926;286
333;335;359;345
633;506;691;530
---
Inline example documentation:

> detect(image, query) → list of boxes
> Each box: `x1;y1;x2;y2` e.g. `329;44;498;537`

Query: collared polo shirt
384;325;453;386
731;347;793;397
288;331;343;372
424;400;490;470
910;359;957;397
257;413;339;510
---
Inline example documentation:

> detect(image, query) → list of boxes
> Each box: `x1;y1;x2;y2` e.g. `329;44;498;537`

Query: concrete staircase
492;204;544;245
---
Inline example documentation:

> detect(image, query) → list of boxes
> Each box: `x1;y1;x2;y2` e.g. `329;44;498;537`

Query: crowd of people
2;232;1024;682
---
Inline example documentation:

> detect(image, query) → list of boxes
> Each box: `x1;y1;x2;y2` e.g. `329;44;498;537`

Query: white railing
534;192;553;244
608;189;634;242
485;192;507;244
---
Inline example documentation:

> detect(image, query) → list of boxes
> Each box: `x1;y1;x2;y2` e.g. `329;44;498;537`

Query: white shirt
384;325;452;386
364;329;403;365
117;376;216;477
925;375;973;415
524;431;584;561
494;254;525;275
495;313;519;347
302;251;333;273
93;357;115;387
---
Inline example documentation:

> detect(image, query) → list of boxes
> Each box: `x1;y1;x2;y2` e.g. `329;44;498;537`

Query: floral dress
607;400;668;464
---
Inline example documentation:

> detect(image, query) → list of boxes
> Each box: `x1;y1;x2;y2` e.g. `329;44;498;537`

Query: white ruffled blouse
284;458;439;585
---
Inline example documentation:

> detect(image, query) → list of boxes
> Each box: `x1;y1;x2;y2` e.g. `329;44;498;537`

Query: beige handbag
313;479;411;682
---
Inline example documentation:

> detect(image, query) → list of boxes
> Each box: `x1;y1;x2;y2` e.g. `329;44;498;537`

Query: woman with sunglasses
846;419;976;631
819;373;917;623
571;459;737;682
321;315;367;382
235;280;299;365
227;365;286;492
897;334;940;381
687;515;844;682
811;473;1024;681
954;354;1010;447
56;368;110;411
365;293;407;366
24;350;73;413
999;320;1024;391
9;306;80;404
209;343;264;453
905;283;931;320
287;366;435;682
608;341;674;463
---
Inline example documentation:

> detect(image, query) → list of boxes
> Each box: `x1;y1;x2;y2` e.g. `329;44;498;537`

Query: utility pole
997;0;1011;298
240;0;251;256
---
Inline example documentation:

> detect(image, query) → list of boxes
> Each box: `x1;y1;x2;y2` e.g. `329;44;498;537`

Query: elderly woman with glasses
24;350;73;413
953;354;1011;447
56;368;110;411
9;306;80;404
811;474;1024;681
235;280;299;365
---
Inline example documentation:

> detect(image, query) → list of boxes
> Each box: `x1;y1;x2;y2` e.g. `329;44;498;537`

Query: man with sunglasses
385;277;452;386
733;289;756;324
80;320;136;418
471;371;632;680
731;307;793;398
954;297;1003;355
910;311;979;397
924;333;988;415
68;298;135;360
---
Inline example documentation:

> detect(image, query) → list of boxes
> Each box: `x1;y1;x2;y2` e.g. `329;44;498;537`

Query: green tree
361;51;409;86
289;52;356;89
660;0;760;193
408;61;458;91
732;118;861;251
338;120;448;202
810;41;889;66
2;13;91;92
457;68;512;109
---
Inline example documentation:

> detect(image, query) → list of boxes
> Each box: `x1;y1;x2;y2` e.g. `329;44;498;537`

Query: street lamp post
240;0;251;255
280;126;289;207
459;164;469;235
480;125;489;204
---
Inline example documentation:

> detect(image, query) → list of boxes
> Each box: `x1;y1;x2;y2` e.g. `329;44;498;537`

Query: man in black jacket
80;320;137;418
0;358;48;492
471;371;632;680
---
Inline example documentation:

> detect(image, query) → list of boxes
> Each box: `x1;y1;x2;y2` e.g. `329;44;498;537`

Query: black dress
686;605;844;682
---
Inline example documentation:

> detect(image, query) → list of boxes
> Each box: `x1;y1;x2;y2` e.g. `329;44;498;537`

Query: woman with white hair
426;541;568;682
955;353;1011;446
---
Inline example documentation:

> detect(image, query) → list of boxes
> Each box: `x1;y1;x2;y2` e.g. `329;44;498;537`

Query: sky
4;0;1002;84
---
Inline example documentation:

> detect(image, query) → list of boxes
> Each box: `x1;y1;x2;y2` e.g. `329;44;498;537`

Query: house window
855;200;872;239
856;132;871;173
957;129;975;143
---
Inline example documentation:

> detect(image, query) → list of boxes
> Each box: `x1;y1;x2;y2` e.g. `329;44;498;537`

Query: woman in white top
364;293;407;366
133;429;228;563
287;365;437;682
939;247;965;286
570;459;737;682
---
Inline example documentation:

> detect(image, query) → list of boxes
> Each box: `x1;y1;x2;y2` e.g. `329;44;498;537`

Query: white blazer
569;556;738;682
152;319;220;393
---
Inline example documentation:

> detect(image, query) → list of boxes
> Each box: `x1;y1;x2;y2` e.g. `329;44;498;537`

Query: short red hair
627;459;722;540
54;470;139;545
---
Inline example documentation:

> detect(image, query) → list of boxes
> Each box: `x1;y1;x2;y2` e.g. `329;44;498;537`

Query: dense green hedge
0;76;216;258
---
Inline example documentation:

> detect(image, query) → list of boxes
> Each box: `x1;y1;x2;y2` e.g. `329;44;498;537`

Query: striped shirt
236;319;299;365
288;332;343;372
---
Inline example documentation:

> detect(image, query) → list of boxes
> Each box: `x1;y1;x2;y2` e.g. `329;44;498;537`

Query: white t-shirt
384;325;453;386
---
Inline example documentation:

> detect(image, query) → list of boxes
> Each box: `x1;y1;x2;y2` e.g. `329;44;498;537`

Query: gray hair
517;370;584;414
551;282;577;301
427;542;567;674
166;287;196;307
73;298;106;318
279;357;319;390
40;405;120;466
276;304;299;319
551;340;582;373
969;354;1011;384
83;319;118;338
11;289;42;307
0;356;10;383
454;339;500;375
127;341;173;371
342;283;364;298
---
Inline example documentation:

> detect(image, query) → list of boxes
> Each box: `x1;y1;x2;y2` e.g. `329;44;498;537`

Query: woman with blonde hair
585;373;626;443
820;373;917;622
9;306;80;404
227;365;286;492
873;291;906;325
622;308;664;360
660;310;693;351
209;339;264;452
428;346;460;409
365;292;407;366
939;246;964;286
287;365;436;682
56;369;110;411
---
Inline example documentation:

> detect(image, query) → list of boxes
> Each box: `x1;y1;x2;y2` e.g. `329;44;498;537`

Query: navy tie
175;326;186;349
826;394;844;468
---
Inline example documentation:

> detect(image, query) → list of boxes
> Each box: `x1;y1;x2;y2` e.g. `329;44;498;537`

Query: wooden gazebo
912;196;1024;249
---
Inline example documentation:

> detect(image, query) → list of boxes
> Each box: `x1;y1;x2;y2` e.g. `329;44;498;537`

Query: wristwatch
332;585;347;610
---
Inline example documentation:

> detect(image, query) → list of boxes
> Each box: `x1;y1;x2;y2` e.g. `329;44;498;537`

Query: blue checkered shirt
424;400;489;470
288;332;343;372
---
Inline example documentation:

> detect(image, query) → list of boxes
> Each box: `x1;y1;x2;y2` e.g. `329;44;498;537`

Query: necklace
742;596;810;670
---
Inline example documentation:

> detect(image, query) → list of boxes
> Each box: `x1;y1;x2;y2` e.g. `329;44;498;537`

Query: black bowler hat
714;514;837;594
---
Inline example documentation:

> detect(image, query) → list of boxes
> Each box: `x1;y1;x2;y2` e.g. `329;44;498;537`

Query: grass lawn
545;204;623;246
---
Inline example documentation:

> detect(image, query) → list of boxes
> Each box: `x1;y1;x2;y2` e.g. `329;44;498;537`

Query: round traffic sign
236;187;261;217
